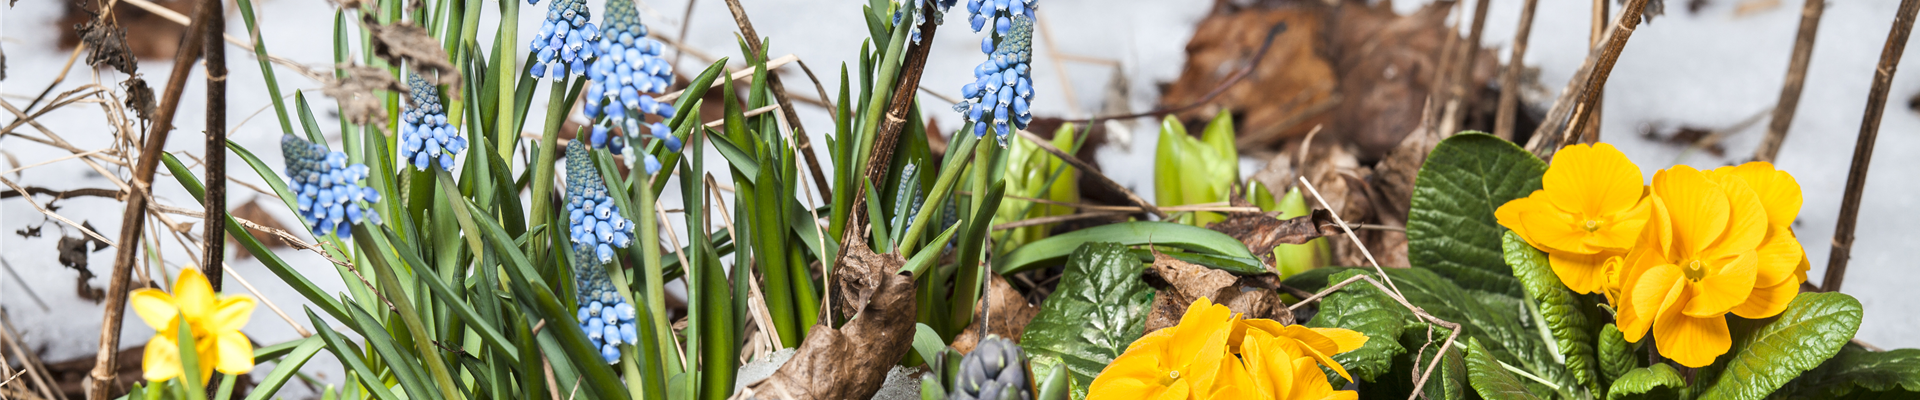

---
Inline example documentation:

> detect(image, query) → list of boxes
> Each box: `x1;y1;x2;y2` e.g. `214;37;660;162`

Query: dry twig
1754;0;1827;162
1523;0;1657;159
1494;0;1542;140
1822;0;1919;292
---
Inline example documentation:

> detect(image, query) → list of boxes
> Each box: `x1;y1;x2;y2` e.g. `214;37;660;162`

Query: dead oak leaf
1142;252;1291;332
323;63;403;126
363;16;460;94
1207;208;1340;258
741;242;916;400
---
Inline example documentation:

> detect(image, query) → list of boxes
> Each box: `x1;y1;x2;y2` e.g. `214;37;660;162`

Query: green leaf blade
1407;132;1546;298
1505;231;1600;394
1307;270;1410;383
1606;364;1687;400
1020;242;1155;399
1701;292;1865;400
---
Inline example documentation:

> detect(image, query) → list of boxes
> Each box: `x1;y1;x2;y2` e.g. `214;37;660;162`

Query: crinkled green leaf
1360;322;1468;400
1465;338;1546;400
1598;323;1637;383
1505;231;1601;394
1606;364;1686;400
1408;132;1546;298
1021;242;1155;399
1776;344;1920;399
1701;292;1864;400
1309;270;1410;382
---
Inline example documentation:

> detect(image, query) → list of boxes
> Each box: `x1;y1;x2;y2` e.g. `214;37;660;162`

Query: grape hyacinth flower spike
572;250;638;364
955;13;1035;143
399;73;466;171
564;140;637;265
584;0;675;158
893;0;959;43
529;0;600;80
280;135;381;239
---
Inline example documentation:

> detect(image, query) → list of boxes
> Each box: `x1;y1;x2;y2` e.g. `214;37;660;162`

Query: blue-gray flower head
571;250;638;364
955;14;1034;142
280;135;381;239
893;0;959;43
584;0;675;157
529;0;601;80
564;140;637;265
400;73;465;172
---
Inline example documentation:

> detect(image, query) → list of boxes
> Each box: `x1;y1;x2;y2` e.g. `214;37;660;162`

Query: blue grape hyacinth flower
892;0;959;43
966;0;1036;34
281;135;381;239
572;250;638;364
584;0;675;157
955;14;1034;142
529;0;600;80
399;73;466;171
565;140;637;265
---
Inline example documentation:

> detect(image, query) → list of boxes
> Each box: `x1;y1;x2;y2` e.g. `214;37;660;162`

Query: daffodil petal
173;268;217;322
129;289;178;331
1653;303;1731;368
214;330;255;375
1683;251;1758;317
214;296;256;332
142;334;183;382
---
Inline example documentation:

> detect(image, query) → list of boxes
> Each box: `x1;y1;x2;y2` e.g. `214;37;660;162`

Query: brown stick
88;0;213;396
720;0;834;202
1442;0;1494;135
1755;0;1827;163
202;0;227;291
1493;0;1541;140
1822;0;1918;293
838;4;942;253
1523;0;1654;159
1578;0;1610;144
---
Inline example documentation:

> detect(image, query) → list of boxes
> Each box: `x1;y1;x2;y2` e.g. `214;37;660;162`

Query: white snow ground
3;0;1918;396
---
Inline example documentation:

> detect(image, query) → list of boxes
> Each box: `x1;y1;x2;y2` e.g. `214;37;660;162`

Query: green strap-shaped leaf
1466;338;1546;399
1598;323;1638;384
1700;292;1865;400
1776;344;1920;399
996;221;1260;275
1309;270;1411;383
1505;231;1601;394
1606;364;1687;400
1408;132;1546;298
1020;242;1155;399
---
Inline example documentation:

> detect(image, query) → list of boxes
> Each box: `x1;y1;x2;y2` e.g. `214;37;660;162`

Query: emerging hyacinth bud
280;135;380;239
399;73;465;172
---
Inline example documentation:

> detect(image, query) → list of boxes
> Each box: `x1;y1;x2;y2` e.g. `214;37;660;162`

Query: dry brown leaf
743;242;916;400
1142;253;1290;333
1161;3;1337;148
323;64;403;126
75;17;137;75
363;16;461;92
1207;208;1339;258
949;275;1038;355
122;76;156;121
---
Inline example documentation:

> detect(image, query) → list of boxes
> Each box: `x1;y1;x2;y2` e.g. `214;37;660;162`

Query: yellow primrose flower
1240;328;1360;400
1496;143;1652;294
1616;165;1771;368
1708;162;1810;318
130;267;256;383
1088;298;1236;399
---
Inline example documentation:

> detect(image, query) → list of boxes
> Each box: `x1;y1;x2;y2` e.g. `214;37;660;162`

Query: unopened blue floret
583;0;678;163
571;250;639;364
564;140;637;265
954;11;1035;142
529;0;600;80
399;73;466;172
280;135;381;239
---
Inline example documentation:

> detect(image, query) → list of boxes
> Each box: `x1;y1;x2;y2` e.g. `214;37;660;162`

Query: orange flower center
1682;259;1707;282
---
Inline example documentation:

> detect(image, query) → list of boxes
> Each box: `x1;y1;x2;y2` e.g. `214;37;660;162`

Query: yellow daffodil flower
1088;298;1235;399
1617;165;1771;368
130;267;256;383
1497;143;1652;294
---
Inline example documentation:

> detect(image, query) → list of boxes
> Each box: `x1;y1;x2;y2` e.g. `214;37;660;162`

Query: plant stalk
1755;0;1828;163
1823;0;1919;293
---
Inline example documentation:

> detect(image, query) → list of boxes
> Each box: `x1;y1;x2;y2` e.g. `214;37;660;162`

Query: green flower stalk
994;124;1080;249
1154;111;1238;226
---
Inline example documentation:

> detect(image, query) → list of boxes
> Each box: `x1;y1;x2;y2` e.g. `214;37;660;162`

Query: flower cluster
583;0;677;157
892;0;958;43
282;134;380;239
1088;298;1366;399
955;5;1035;142
573;250;639;364
529;0;600;80
565;140;636;265
130;268;256;384
399;73;466;172
1497;143;1809;367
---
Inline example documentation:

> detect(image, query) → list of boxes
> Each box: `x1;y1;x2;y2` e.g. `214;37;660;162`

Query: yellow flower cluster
1088;298;1367;399
1497;143;1809;367
130;267;257;384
